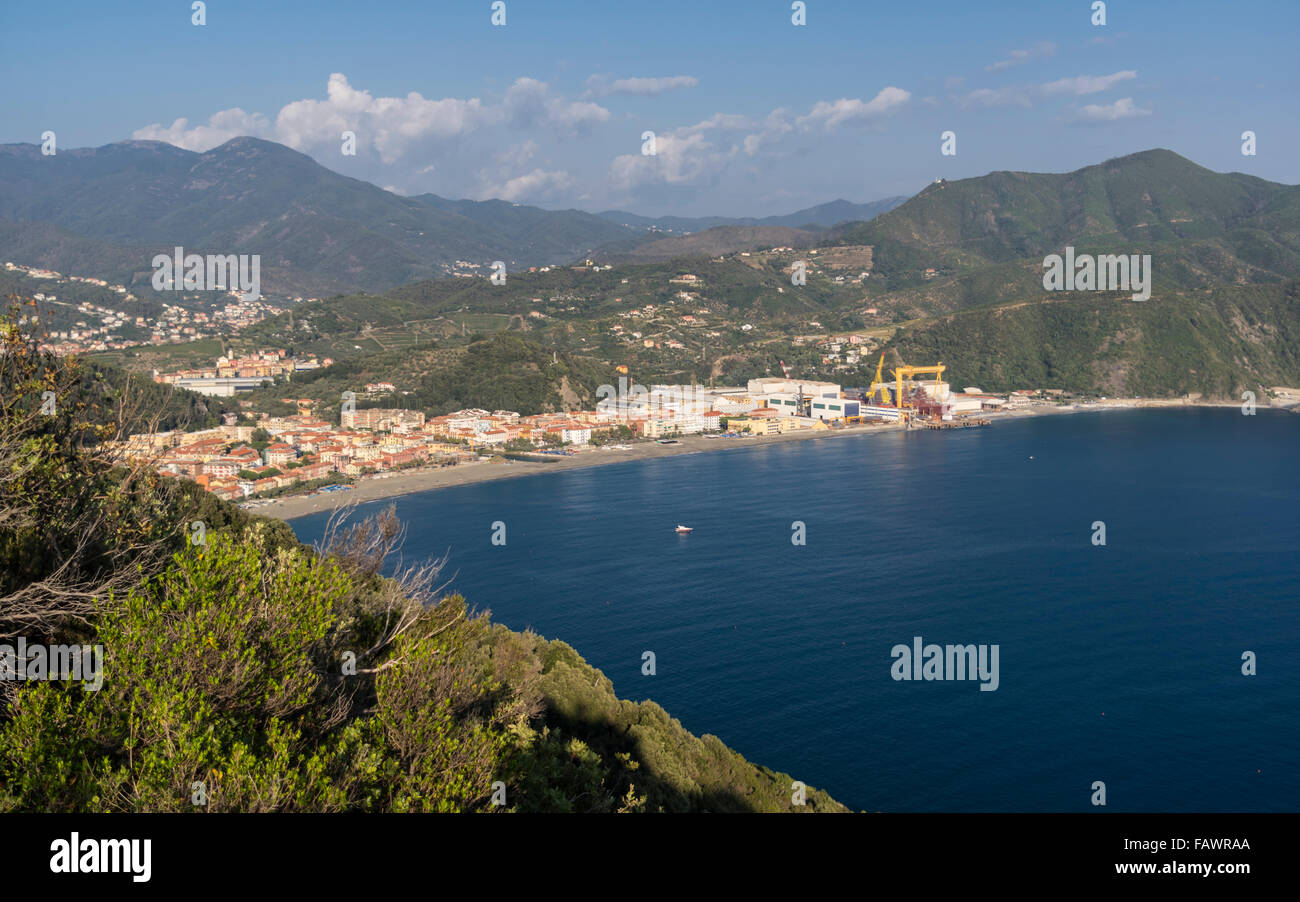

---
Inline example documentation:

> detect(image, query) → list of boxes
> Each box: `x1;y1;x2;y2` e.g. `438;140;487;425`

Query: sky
2;0;1296;217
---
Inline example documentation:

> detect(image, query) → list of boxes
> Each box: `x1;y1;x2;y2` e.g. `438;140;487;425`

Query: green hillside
257;332;614;419
889;280;1300;397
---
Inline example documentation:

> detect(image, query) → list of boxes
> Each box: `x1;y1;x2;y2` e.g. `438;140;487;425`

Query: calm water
292;408;1300;812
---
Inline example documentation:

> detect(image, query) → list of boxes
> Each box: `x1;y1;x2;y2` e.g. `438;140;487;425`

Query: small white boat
675;525;693;534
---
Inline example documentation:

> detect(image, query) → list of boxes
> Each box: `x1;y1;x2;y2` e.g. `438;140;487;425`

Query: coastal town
112;368;1030;507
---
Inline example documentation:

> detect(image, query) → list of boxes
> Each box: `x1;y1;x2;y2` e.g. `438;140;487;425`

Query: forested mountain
0;137;906;298
829;149;1300;292
0;138;637;295
813;150;1300;397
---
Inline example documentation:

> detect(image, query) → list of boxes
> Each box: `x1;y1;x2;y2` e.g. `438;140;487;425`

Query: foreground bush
0;523;845;812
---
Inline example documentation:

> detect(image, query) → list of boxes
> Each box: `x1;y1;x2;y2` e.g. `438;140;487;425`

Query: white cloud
795;87;911;130
610;132;711;191
610;86;910;193
132;75;907;207
475;141;574;202
504;77;610;133
276;74;495;162
484;168;575;202
1072;97;1152;122
1041;70;1137;97
134;74;608;163
608;113;746;192
958;70;1139;109
958;86;1033;109
679;112;751;135
986;42;1057;72
585;75;699;97
495;140;538;169
743;108;794;156
132;108;271;150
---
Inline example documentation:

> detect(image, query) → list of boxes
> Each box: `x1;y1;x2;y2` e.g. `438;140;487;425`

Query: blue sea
291;408;1300;812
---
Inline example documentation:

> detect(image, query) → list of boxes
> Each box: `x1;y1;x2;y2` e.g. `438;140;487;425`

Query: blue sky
2;0;1296;216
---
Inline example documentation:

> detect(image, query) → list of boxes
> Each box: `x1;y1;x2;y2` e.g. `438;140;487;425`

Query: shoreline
254;398;1288;522
257;422;906;521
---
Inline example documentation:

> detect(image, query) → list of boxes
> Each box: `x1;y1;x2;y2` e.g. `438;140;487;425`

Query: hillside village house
264;443;296;466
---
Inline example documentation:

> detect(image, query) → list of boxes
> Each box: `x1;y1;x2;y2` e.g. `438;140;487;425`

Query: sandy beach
252;396;1289;522
256;421;906;521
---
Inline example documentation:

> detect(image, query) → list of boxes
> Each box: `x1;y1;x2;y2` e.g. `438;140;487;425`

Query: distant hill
0;138;911;296
828;149;1300;291
0;138;638;296
410;193;637;261
599;196;907;234
594;225;819;263
0;217;160;289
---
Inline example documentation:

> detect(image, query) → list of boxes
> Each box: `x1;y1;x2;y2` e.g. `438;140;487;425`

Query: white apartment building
561;425;591;445
643;414;707;438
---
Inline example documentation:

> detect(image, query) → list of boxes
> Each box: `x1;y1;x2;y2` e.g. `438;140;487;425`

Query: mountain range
0;137;901;296
597;197;908;234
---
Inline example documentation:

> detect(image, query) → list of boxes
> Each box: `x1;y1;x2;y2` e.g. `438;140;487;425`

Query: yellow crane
892;363;946;410
867;352;891;405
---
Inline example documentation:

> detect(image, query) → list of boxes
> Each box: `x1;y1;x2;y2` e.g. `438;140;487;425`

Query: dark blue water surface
291;409;1300;811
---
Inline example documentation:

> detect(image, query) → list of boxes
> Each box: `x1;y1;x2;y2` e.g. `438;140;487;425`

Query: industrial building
592;355;991;435
747;378;846;420
810;398;859;420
